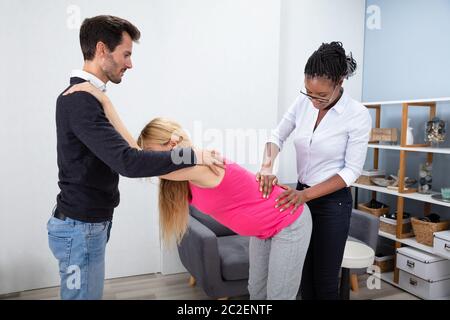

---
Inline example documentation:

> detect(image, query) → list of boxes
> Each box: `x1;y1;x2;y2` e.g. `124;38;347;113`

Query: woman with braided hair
257;41;372;299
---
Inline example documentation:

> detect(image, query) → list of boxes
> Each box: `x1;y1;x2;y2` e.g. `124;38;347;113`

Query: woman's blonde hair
137;117;192;245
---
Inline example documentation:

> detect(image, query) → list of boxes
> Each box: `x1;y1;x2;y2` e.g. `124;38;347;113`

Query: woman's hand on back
275;185;307;215
256;168;279;199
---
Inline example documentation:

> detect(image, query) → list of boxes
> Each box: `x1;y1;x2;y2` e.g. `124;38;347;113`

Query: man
48;15;222;300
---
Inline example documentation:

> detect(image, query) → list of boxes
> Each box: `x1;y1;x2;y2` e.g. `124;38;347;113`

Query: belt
298;182;311;190
53;208;67;221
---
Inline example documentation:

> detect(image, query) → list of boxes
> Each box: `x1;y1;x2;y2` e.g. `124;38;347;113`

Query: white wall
0;0;365;295
0;0;281;294
144;0;282;274
275;0;366;183
0;0;163;295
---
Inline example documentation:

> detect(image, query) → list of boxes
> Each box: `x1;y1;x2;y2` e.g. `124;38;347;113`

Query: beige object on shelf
386;185;417;193
370;128;398;143
356;175;381;186
356;169;386;185
411;218;450;246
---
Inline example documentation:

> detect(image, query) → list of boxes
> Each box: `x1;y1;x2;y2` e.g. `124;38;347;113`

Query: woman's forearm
101;98;141;150
260;142;280;173
303;174;347;202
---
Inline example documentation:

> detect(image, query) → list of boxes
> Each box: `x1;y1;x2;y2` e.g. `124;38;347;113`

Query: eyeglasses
300;86;338;104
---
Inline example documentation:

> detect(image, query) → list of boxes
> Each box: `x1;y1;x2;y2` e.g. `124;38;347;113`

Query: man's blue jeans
47;214;112;300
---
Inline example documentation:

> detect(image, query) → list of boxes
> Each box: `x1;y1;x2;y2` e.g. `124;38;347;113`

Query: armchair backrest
189;206;236;237
349;209;380;251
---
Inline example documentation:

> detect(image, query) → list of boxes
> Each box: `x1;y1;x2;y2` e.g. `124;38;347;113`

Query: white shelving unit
364;97;450;106
354;98;450;300
368;143;450;155
352;183;449;208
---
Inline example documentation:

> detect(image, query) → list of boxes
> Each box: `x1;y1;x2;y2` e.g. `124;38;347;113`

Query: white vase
406;118;414;145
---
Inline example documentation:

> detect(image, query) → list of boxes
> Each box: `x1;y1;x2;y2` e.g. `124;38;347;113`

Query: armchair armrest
178;215;224;288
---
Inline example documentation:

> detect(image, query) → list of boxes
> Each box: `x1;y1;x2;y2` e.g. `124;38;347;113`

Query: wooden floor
1;272;419;300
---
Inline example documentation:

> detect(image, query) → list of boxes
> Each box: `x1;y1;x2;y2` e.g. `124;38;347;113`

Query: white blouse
269;91;372;187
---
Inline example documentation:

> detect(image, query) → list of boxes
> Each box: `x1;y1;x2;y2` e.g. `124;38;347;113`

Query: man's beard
103;55;122;84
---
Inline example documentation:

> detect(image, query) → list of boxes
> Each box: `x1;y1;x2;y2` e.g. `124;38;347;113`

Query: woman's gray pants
248;204;312;300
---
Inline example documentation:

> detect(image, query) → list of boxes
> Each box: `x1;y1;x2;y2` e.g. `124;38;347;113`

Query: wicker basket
379;215;413;237
358;201;390;217
374;255;395;273
411;218;450;246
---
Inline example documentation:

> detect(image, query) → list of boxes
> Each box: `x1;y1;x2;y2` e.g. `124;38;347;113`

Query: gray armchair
178;207;380;298
348;209;380;291
177;206;250;299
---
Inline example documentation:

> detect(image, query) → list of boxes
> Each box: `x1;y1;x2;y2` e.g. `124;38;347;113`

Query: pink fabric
189;160;304;239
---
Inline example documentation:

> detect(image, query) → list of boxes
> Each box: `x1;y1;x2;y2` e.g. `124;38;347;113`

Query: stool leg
350;274;359;292
340;268;350;300
189;275;196;287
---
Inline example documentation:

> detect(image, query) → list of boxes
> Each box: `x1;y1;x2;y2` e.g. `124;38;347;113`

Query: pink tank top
189;160;304;239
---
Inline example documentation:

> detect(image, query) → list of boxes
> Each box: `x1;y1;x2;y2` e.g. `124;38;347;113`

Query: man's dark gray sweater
55;77;196;222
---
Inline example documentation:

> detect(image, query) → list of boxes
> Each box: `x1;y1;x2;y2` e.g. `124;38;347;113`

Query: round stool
340;240;375;300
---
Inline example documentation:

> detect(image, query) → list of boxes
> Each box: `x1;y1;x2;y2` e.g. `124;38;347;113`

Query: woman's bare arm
159;165;222;188
159;166;202;181
256;142;280;198
100;97;141;150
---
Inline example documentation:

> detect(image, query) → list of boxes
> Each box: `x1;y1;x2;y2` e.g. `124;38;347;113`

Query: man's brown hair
79;15;140;61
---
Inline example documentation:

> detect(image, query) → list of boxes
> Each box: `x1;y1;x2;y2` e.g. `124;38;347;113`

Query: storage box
396;247;450;280
434;230;450;259
370;128;398;143
411;218;450;246
380;215;413;237
399;269;450;300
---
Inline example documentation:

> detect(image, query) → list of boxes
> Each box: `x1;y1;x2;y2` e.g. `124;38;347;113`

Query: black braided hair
304;41;357;84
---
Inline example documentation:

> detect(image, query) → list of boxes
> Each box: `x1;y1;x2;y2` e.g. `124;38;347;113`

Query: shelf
352;183;450;208
378;231;434;254
377;271;399;288
378;271;394;284
378;231;450;261
363;97;450;106
368;144;450;155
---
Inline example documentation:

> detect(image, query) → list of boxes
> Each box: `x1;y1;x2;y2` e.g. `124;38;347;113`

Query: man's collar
70;69;107;92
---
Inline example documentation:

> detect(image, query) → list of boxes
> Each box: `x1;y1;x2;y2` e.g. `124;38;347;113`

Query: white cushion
341;240;375;269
